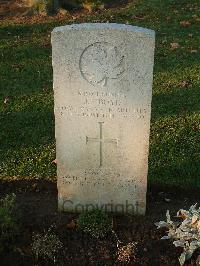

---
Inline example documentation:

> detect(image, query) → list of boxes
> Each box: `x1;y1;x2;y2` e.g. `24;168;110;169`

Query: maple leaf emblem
80;42;125;86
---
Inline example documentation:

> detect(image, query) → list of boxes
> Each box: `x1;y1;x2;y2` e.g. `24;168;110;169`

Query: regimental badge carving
79;42;125;87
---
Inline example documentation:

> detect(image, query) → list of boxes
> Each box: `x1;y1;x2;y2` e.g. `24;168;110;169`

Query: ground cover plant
77;209;112;238
0;0;199;265
156;204;200;265
0;193;20;253
32;226;63;263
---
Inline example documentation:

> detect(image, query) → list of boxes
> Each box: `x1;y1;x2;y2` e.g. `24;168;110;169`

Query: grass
0;0;199;188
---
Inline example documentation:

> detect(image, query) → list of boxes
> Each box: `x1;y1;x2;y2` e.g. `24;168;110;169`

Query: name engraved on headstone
57;90;148;119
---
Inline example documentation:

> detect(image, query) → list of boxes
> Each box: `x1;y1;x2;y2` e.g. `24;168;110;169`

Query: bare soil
0;180;199;265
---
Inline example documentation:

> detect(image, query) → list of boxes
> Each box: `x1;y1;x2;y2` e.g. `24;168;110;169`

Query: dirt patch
0;179;199;265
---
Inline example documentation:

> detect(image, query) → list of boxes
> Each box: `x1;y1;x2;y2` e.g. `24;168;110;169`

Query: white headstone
52;23;155;214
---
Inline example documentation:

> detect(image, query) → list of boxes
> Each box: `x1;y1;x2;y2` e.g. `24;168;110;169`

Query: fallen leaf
192;14;197;18
132;14;149;20
177;209;188;219
11;63;23;71
196;255;200;265
15;247;26;256
170;42;180;50
43;42;51;49
58;8;69;16
164;198;171;203
197;221;200;229
180;21;191;27
179;81;189;88
191;215;198;225
82;3;93;12
3;97;9;104
15;246;32;256
190;49;197;53
67;219;76;229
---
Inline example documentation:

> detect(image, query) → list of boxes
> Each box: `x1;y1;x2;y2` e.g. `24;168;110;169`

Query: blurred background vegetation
0;0;125;17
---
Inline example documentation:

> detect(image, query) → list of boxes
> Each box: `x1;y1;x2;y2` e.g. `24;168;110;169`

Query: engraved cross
86;122;118;167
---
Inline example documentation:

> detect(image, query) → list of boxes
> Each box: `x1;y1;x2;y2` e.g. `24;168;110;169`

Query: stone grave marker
51;23;155;214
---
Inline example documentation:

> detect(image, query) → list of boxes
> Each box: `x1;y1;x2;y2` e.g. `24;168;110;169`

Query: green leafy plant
0;193;20;252
155;204;200;266
31;227;63;263
77;209;112;238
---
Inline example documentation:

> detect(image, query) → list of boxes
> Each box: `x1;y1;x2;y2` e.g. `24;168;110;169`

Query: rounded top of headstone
52;23;155;37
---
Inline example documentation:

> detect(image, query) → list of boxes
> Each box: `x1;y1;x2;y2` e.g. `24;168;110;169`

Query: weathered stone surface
52;23;155;214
